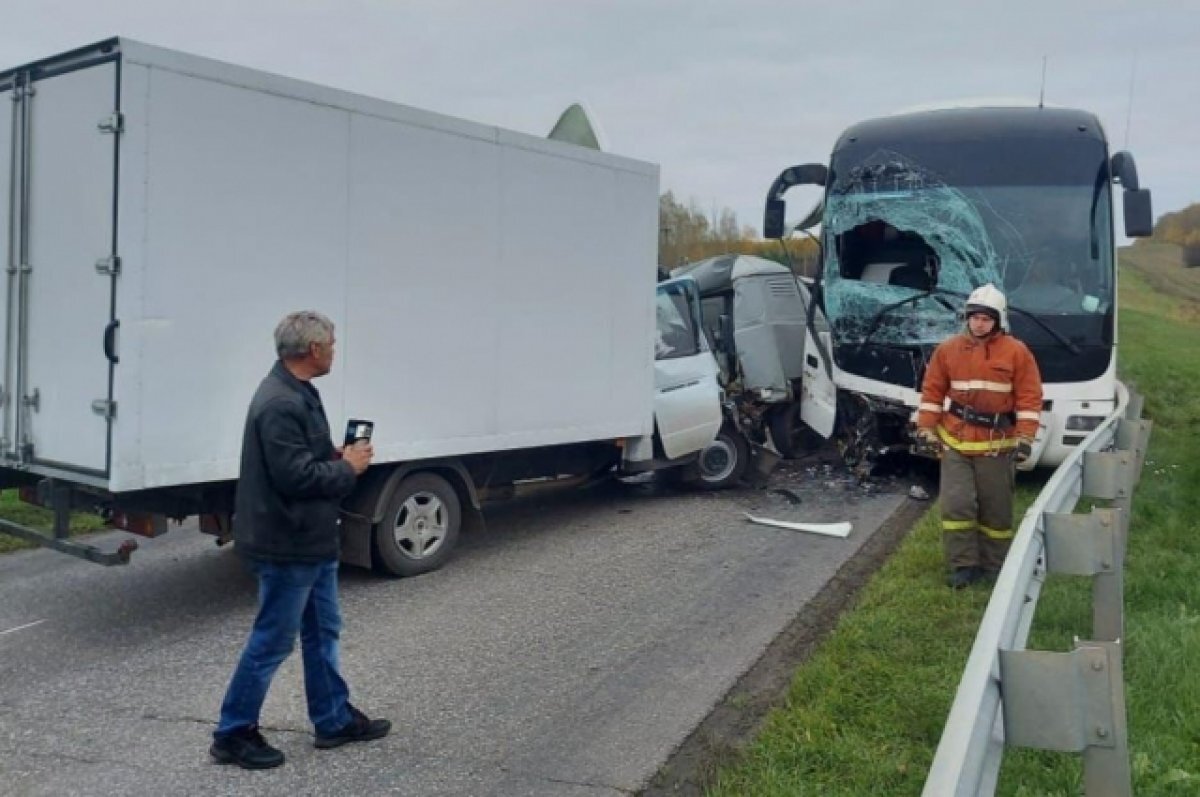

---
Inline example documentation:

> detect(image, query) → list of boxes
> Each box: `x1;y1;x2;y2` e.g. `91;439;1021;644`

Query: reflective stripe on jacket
917;330;1043;456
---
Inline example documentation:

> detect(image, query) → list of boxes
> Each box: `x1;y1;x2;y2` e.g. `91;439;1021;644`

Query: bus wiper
856;287;1083;357
1006;303;1082;355
857;287;959;351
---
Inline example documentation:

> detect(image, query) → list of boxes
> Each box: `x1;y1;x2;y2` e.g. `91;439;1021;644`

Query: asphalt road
0;464;912;796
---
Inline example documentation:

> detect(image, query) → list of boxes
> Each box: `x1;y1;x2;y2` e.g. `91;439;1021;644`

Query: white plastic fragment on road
0;619;46;636
743;513;852;538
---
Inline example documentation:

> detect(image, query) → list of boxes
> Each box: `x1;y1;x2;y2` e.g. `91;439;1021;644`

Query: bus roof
834;107;1107;152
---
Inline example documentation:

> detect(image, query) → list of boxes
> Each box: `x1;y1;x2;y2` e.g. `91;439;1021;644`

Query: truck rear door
0;49;119;476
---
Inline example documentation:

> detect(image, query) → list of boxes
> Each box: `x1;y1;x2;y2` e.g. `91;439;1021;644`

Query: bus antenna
1038;56;1047;109
1124;52;1138;148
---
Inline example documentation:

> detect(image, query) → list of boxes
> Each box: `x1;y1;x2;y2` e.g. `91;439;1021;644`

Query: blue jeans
215;559;352;738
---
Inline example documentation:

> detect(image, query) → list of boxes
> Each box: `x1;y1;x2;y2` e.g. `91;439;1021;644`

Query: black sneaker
314;705;391;749
947;566;981;589
210;725;285;769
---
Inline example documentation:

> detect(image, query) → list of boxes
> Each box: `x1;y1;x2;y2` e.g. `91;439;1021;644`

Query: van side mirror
1123;189;1153;238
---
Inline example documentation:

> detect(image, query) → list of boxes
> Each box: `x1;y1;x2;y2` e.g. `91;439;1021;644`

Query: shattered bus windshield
822;138;1114;354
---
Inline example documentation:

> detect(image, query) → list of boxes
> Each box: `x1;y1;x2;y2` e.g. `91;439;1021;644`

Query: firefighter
916;284;1043;588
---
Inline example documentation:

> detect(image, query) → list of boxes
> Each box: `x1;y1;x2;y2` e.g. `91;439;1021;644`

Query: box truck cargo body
0;39;721;574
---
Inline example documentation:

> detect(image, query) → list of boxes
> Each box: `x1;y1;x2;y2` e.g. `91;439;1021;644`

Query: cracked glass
821;147;1114;349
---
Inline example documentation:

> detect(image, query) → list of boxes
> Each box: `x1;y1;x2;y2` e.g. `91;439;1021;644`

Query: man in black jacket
210;310;389;769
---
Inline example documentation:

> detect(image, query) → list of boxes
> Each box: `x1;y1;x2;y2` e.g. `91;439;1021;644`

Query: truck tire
373;472;462;577
768;404;822;459
690;426;749;490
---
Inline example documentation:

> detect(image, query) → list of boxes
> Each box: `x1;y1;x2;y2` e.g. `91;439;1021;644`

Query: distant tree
1151;203;1200;247
657;190;821;277
658;191;711;269
1148;202;1200;267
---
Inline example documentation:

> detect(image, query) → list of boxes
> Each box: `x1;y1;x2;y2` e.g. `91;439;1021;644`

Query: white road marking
0;619;46;636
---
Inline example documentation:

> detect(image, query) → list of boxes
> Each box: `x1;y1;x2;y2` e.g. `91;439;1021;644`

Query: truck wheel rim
392;491;448;559
700;439;736;482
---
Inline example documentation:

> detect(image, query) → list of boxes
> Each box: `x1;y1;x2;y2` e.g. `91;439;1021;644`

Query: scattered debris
908;485;931;501
743;512;852;538
767;488;803;505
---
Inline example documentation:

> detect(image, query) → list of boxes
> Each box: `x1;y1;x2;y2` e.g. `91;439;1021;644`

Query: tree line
657;191;819;277
1150;203;1200;267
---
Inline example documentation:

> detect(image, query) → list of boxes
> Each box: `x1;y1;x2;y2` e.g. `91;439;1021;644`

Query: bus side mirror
763;164;828;240
1109;151;1140;190
764;199;786;240
1123;189;1153;238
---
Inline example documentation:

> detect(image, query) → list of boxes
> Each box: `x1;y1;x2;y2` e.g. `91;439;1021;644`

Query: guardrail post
1043;507;1127;642
999;641;1131;796
1082;448;1137;518
1122;390;1144;421
1115;419;1151;486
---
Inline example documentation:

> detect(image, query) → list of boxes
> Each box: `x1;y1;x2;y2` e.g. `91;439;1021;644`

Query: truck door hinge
92;399;117;420
97;112;124;134
95;256;121;276
23;388;40;412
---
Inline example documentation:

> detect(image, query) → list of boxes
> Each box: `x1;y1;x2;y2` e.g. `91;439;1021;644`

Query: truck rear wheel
373;472;462;577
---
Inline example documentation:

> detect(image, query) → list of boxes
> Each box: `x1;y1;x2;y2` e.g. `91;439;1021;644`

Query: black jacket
233;361;357;562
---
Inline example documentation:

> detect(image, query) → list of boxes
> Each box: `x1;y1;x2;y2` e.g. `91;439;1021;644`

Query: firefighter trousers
939;446;1016;572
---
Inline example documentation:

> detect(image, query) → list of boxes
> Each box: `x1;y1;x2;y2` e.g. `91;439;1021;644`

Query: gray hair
274;310;334;359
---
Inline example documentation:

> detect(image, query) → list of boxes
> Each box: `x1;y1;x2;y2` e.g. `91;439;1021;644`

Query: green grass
1121;242;1200;317
0;489;109;554
708;246;1200;795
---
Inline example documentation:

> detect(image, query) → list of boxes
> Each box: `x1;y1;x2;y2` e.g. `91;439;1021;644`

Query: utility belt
947;400;1015;431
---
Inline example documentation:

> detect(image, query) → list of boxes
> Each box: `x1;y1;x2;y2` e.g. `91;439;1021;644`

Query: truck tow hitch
0;482;139;566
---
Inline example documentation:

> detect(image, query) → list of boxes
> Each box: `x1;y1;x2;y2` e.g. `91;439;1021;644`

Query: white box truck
0;39;722;575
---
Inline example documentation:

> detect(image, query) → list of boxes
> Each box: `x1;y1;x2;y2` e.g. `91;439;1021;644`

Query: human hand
342;441;374;475
1014;437;1033;464
915;427;939;446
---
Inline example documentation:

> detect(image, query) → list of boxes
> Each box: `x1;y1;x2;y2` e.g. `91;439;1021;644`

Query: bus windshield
821;140;1114;353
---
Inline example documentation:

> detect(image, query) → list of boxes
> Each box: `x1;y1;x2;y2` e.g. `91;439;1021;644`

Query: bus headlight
1065;415;1105;432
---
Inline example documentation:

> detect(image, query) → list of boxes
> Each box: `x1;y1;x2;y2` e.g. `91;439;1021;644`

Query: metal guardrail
923;381;1151;797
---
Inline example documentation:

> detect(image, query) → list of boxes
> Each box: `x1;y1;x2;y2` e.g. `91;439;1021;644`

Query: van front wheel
679;426;748;490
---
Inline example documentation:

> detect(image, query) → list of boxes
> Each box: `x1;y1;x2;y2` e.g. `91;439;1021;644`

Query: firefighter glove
916;427;939;446
1014;438;1033;464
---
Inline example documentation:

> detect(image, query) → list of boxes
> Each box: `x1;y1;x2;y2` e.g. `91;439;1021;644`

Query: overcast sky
2;1;1195;236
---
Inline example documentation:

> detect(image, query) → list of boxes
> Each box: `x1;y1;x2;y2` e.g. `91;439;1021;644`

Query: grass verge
706;249;1200;795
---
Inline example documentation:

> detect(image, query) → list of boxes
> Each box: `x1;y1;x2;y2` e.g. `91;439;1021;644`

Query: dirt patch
640;465;934;796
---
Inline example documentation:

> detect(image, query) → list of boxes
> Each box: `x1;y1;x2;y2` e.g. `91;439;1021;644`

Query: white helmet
965;283;1007;329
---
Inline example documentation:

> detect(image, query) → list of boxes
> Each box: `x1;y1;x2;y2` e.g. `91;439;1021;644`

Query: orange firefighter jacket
918;330;1043;455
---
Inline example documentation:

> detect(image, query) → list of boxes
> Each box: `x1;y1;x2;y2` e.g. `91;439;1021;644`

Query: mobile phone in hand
344;419;374;447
